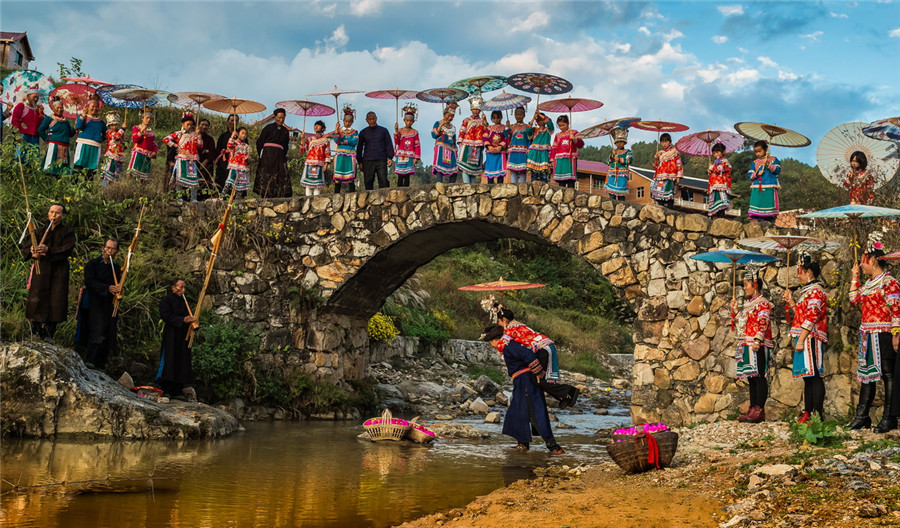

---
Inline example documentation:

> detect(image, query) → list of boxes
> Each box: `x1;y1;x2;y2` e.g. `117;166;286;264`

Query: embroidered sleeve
754;303;771;341
886;278;900;330
849;281;861;305
801;291;826;332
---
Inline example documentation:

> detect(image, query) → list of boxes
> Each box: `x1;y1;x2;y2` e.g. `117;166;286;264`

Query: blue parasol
691;249;777;301
449;75;508;95
862;117;900;143
96;84;157;109
800;204;900;260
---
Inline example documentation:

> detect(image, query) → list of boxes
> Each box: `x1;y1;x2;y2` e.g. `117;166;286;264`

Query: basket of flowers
606;423;678;473
406;416;436;444
363;409;411;442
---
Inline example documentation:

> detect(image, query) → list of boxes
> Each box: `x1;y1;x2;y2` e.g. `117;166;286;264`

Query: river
1;412;627;528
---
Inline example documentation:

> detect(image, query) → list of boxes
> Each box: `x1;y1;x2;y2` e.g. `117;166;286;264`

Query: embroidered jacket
708;157;732;192
131;126;158;157
394;128;421;159
550;129;584;161
304;135;330;166
459;114;487;147
483;124;508;151
38;116;76;144
104;128;126;161
607;148;633;179
746;156;781;190
843;169;875;205
498;322;553;353
507;124;531;155
11;102;43;136
74;116;107;143
163;130;203;161
225;138;251;171
332;128;358;157
790;281;828;342
850;272;900;334
736;294;774;348
652;146;683;180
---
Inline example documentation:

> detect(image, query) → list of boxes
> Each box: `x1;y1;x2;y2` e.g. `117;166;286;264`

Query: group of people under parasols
730;235;899;431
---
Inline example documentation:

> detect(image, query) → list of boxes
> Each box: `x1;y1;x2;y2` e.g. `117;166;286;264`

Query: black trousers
747;348;769;408
362;159;389;190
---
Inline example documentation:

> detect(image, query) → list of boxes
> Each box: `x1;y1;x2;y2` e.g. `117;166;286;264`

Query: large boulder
0;342;240;439
472;374;501;398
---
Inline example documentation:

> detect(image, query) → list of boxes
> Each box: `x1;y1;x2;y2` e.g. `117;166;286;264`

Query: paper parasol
817;122;899;190
576;117;641;142
734;122;811;148
737;235;838;289
96;84;151;109
308;85;364;125
862;117;900;143
49;84;100;119
449;75;508;95
365;89;418;125
202;97;266;115
881;251;900;261
690;249;777;301
416;87;469;104
507;73;573;107
800;204;900;261
481;91;532;112
167;91;224;109
537;97;603;126
110;88;166;107
633;120;690;133
275;99;334;133
61;75;113;86
458;277;545;291
1;70;54;106
676;130;744;157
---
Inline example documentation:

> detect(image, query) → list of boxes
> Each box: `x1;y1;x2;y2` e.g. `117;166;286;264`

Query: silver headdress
612;127;628;143
469;94;484;110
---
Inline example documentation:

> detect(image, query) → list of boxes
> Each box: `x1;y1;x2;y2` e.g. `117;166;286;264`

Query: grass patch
467;364;505;385
558;349;610;380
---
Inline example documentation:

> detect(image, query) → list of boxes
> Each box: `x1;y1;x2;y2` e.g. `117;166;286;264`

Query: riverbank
397;421;900;528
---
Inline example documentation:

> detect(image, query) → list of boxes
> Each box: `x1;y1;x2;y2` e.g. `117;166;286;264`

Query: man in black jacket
77;239;121;369
356;112;394;190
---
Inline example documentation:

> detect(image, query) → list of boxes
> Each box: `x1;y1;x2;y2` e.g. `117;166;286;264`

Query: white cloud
712;35;729;44
737;47;749;54
638;26;652;36
349;0;381;16
663;29;684;42
717;5;744;16
890;27;900;38
511;11;549;32
800;31;824;41
778;70;799;81
829;11;848;18
757;56;778;68
661;80;685;100
641;7;664;20
324;25;349;48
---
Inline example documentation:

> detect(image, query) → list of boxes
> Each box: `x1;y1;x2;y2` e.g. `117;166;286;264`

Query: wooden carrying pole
112;204;145;317
19;156;41;274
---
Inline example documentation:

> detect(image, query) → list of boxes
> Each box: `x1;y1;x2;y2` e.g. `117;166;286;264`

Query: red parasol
675;130;744;158
458;277;545;291
61;75;113;86
276;99;334;134
308;85;364;125
633;120;689;151
537;97;603;126
882;251;900;261
49;83;100;119
365;88;418;126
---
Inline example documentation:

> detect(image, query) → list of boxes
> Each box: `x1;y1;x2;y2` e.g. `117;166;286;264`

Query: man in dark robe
157;279;197;400
20;204;75;342
215;115;237;191
76;239;121;369
482;325;564;454
254;108;291;198
197;118;218;200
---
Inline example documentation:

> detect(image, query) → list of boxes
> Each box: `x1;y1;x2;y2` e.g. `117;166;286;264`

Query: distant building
0;32;34;70
575;160;741;217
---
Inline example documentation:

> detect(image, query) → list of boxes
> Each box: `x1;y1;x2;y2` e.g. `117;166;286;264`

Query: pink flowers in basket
364;418;410;426
412;424;436;437
613;423;669;442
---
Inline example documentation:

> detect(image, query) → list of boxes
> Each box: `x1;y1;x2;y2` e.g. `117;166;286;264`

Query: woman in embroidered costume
707;142;733;217
605;127;632;201
100;112;126;186
783;255;828;423
650;133;683;207
11;88;44;164
300;120;330;196
38;98;76;177
494;305;580;409
129;112;158;181
843;151;875;205
330;104;359;193
458;96;486;184
526;111;554;183
163;114;204;202
393;104;420;188
222;127;251;198
746;140;781;221
73;97;108;175
481;325;564;454
550;115;584;188
483;110;508;184
506;106;530;183
730;267;773;423
847;239;900;432
431;102;458;184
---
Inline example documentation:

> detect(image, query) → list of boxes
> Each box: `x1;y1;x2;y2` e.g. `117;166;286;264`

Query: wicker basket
406;416;436;444
606;431;679;474
363;409;411;442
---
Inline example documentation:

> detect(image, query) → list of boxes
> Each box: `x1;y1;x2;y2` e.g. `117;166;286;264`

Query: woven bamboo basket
606;431;679;473
406;416;436;444
363;409;411;442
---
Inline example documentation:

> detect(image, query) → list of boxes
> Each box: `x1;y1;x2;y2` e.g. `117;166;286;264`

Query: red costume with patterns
163;130;203;161
738;295;774;349
104;128;126;161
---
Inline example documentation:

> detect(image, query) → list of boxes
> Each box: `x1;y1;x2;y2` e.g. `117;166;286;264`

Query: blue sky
3;0;899;165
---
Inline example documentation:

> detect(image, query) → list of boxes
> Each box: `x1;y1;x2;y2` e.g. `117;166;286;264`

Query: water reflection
2;418;617;528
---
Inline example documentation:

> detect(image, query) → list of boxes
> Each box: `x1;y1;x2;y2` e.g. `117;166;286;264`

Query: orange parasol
458;277;545;291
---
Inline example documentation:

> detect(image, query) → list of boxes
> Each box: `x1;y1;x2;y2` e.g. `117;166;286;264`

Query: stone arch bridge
170;182;848;425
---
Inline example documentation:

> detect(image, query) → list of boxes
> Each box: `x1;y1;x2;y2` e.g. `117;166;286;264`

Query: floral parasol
675;130;744;157
862;117;900;143
49;83;101;119
1;70;54;106
817;122;899;189
481;91;532;112
576;117;640;140
96;84;153;109
415;87;469;104
110;88;167;108
449;75;508;95
202;97;266;116
507;72;573;96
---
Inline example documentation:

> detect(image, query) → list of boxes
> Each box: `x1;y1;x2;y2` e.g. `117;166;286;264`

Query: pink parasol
275;99;335;134
458;278;545;291
633;120;690;152
676;130;744;158
537;97;603;126
61;75;113;87
308;85;364;125
576;117;641;145
882;251;900;261
49;83;100;119
365;88;418;125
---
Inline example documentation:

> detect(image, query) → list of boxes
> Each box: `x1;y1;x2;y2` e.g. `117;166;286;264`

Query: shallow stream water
1;411;628;528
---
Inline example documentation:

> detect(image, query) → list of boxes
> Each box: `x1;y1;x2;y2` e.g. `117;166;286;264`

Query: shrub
789;414;846;447
367;312;399;343
191;316;260;402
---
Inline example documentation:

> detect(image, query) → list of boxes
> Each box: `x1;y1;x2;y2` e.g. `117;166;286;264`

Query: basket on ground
406;416;436;444
363;409;411;441
606;431;679;473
